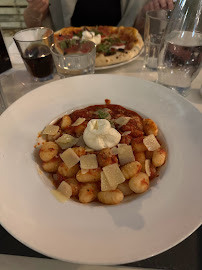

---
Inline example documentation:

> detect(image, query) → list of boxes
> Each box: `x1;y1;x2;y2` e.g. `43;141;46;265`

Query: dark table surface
0;224;201;270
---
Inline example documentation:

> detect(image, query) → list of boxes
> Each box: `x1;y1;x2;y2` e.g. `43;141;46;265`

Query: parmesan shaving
60;148;80;168
57;181;72;199
71;117;86;126
143;134;160;151
145;159;151;177
101;171;117;191
42;125;59;136
81;169;89;174
115;117;131;128
111;147;118;155
51;190;68;203
76;136;86;147
103;163;125;187
118;145;135;166
80;154;98;169
121;131;131;136
85;148;94;152
56;134;78;149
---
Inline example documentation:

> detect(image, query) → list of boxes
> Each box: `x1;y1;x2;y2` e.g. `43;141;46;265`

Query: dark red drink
23;44;53;78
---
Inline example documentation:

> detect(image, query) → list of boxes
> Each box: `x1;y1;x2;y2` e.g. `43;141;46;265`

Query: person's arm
24;0;49;28
134;0;174;34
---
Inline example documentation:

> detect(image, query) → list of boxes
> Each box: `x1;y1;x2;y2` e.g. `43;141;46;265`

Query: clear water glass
51;40;96;78
157;0;202;97
144;10;172;69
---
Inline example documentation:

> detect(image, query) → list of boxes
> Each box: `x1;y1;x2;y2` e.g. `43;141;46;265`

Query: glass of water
157;0;202;97
144;10;172;69
51;39;96;78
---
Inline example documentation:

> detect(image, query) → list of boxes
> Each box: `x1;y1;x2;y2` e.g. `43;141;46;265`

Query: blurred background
0;0;27;37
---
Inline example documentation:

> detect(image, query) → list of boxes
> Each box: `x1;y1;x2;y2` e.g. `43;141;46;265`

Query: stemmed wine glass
157;0;202;96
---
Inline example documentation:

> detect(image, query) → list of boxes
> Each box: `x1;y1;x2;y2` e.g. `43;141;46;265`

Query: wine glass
157;0;202;97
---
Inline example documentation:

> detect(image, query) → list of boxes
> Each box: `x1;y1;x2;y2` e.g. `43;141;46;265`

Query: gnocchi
37;101;167;205
79;183;99;203
98;190;124;205
129;173;149;193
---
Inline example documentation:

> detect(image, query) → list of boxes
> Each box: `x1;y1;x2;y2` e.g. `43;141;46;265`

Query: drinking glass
13;27;54;81
144;10;172;69
51;39;96;78
157;0;202;97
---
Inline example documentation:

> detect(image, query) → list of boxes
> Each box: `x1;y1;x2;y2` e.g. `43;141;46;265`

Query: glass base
158;82;191;97
33;73;54;82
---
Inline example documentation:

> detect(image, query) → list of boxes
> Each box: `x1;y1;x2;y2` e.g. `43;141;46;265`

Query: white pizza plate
95;48;143;70
0;75;201;265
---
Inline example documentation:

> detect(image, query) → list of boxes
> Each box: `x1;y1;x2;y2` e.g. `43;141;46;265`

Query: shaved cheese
143;134;160;151
81;169;89;174
118;145;135;166
85;148;94;152
110;45;126;50
56;134;78;149
111;147;118;155
57;181;72;199
76;136;86;147
51;190;68;203
145;159;151;177
71;117;86;126
60;148;80;168
118;143;128;147
115;117;131;128
101;171;117;191
80;154;98;169
122;131;131;136
103;163;125;187
42;125;59;136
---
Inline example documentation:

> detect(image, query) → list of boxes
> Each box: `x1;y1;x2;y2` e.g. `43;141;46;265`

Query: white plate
95;48;143;70
0;75;201;265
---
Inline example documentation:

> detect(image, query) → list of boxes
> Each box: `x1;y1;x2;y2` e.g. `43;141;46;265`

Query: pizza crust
95;33;144;67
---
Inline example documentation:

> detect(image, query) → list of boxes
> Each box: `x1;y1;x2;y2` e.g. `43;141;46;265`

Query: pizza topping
110;44;126;50
83;119;121;150
82;30;101;45
57;39;94;55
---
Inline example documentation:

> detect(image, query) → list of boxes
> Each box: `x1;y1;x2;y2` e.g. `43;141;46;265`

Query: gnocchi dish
36;100;167;205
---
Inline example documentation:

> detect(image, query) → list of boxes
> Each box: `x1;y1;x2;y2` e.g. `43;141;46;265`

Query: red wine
23;44;53;78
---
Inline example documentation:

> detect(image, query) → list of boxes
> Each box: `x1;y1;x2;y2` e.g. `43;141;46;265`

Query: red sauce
69;104;142;122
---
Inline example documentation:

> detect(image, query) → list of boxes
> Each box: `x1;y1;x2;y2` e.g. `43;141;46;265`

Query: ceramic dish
0;75;201;265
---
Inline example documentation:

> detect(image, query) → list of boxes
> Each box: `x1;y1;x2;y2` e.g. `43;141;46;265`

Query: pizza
54;26;144;67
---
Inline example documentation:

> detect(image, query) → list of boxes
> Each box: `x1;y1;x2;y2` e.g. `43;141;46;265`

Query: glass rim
146;9;172;21
50;41;96;58
13;27;54;42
